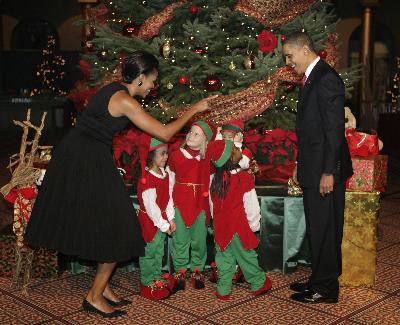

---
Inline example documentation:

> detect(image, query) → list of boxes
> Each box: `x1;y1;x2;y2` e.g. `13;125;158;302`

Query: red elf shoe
215;292;231;301
163;273;175;293
140;281;171;300
172;268;186;293
191;267;205;289
253;276;272;296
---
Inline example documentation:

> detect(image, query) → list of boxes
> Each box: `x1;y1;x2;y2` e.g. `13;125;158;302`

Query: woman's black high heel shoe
82;299;126;318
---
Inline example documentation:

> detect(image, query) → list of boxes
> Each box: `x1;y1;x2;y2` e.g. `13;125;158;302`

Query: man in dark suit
282;32;353;303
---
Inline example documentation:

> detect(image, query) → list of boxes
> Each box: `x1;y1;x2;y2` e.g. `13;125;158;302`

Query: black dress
25;82;145;262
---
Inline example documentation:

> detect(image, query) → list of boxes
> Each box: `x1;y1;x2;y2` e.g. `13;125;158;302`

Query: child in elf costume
137;133;176;300
206;140;272;300
213;120;256;283
167;120;214;291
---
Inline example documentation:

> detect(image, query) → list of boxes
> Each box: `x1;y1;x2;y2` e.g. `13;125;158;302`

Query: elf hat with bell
221;120;244;134
193;120;215;142
138;133;167;184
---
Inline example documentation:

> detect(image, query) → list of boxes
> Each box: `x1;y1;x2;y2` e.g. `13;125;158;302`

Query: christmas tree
387;56;399;113
31;35;67;96
78;0;360;130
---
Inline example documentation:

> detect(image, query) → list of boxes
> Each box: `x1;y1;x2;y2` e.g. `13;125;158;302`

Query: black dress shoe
289;281;311;293
290;290;338;304
103;297;132;307
82;299;127;318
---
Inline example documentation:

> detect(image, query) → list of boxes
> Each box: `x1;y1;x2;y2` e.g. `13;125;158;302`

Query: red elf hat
138;133;167;184
221;120;244;134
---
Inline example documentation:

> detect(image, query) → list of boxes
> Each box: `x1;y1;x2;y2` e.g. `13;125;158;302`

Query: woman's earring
138;81;143;86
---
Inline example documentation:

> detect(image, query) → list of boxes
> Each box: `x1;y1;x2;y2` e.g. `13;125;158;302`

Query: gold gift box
339;191;380;287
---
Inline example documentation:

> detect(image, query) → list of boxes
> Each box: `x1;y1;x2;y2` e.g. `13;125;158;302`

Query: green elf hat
221;120;244;134
193;120;214;142
139;133;167;184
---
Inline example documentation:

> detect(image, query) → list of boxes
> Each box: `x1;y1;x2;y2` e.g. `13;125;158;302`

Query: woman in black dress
25;51;215;318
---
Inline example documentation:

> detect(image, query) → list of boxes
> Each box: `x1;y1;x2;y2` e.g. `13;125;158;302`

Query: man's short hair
283;31;316;53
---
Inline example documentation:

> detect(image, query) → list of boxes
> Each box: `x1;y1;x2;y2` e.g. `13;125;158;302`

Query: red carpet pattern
0;207;399;325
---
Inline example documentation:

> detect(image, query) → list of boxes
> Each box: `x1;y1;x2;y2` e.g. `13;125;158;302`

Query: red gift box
345;128;379;157
346;155;388;192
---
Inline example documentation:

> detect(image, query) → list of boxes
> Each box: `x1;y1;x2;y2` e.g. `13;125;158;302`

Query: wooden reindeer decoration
0;109;52;295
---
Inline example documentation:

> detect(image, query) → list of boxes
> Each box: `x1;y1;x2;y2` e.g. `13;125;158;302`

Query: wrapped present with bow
344;128;387;192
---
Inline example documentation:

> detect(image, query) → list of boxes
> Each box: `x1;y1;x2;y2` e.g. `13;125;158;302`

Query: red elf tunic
211;169;260;252
168;147;207;227
137;169;172;243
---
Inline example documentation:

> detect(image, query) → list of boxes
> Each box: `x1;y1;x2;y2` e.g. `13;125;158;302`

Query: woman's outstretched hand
192;95;219;113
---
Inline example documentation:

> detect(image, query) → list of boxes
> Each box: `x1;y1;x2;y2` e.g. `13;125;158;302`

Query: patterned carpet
0;135;400;324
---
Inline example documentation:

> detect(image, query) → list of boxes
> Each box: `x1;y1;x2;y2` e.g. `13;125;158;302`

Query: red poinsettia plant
257;30;278;53
245;128;297;184
112;127;186;184
113;127;142;182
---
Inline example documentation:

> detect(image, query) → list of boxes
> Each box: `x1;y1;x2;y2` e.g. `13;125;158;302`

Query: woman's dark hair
122;50;159;83
210;159;240;199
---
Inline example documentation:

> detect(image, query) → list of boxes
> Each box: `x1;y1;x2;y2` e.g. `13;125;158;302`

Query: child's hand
169;220;176;233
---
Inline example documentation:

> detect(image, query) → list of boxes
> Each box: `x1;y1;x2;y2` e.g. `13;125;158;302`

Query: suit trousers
302;181;345;298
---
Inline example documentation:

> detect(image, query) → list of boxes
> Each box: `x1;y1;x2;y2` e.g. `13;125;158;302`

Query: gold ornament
243;51;255;70
160;40;172;59
189;35;195;42
229;61;236;71
288;177;303;196
166;82;174;89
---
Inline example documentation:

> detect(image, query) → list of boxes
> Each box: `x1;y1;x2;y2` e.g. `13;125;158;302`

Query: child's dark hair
146;151;156;169
122;50;159;83
210;159;240;199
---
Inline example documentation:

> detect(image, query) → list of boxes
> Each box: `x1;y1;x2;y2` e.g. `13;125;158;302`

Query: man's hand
320;174;334;196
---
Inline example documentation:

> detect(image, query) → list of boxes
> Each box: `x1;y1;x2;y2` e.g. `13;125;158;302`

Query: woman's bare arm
110;92;216;142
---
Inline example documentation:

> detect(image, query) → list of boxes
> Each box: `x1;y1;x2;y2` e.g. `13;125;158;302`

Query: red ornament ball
204;75;221;92
319;49;328;59
192;47;207;55
284;81;296;92
122;22;139;37
281;34;286;42
178;75;189;85
149;88;158;97
189;5;199;14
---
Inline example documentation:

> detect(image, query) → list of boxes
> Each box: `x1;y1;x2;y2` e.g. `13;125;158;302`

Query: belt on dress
175;181;203;196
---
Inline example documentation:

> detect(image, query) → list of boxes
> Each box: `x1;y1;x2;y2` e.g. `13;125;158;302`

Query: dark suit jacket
296;59;353;188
